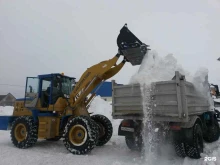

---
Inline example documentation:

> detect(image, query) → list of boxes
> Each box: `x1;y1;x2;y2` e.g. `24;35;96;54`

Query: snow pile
214;98;220;103
130;51;190;85
0;106;14;116
192;68;214;111
88;96;112;118
129;51;213;106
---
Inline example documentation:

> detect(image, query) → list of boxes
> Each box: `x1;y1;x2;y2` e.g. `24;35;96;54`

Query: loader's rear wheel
11;116;38;148
91;114;113;146
63;116;99;155
203;119;220;142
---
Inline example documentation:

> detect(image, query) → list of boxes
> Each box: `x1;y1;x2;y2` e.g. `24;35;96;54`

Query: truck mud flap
172;128;194;146
0;116;15;130
118;120;136;137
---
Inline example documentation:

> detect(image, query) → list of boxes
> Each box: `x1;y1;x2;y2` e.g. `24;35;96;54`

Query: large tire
174;142;187;157
10;116;38;149
173;131;187;157
91;114;113;146
125;135;143;151
203;119;220;142
63;116;99;155
185;123;204;159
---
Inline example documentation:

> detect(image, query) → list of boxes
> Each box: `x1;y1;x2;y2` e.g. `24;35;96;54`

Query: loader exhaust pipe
117;24;150;66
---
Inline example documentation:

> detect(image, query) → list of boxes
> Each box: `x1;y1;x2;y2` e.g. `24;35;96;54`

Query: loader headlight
64;94;70;98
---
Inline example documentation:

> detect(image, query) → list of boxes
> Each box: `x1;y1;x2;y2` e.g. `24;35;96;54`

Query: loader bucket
117;24;150;66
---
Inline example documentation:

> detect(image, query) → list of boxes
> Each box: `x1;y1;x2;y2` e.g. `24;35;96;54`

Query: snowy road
0;98;220;165
0;131;141;165
0;129;220;165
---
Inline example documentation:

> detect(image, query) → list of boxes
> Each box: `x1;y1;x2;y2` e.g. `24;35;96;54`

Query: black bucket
117;24;150;66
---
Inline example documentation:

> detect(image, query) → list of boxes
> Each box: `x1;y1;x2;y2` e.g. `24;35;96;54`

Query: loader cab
24;73;75;108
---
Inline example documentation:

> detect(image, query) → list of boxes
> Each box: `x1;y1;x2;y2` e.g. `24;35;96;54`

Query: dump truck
112;71;220;159
0;24;150;155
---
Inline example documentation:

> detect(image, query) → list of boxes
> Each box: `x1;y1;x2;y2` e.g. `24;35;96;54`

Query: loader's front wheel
63;116;99;155
91;114;113;146
11;116;38;148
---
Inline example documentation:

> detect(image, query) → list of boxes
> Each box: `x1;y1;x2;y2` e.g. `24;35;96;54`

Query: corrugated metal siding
92;81;123;97
92;82;112;97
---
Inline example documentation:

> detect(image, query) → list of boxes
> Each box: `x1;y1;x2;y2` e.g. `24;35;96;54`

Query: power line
0;84;25;87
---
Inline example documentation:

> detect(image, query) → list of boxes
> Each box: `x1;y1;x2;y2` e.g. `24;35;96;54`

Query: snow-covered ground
0;106;14;116
0;97;220;165
214;98;220;103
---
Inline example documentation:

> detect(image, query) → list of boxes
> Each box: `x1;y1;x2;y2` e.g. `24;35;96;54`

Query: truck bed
112;71;210;122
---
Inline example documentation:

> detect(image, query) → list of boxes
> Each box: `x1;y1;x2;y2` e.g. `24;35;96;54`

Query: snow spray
129;50;192;164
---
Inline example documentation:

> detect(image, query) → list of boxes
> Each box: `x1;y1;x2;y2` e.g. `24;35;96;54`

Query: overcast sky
1;0;220;98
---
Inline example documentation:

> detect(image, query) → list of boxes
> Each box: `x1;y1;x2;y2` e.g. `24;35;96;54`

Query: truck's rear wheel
203;119;220;142
91;114;113;146
173;131;187;157
185;123;203;159
63;116;99;155
10;116;38;148
125;134;143;151
174;142;187;157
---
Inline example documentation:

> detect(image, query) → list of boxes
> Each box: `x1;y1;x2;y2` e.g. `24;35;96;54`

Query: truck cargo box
112;71;210;122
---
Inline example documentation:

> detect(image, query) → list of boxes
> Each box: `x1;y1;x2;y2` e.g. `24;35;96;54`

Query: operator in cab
45;79;63;104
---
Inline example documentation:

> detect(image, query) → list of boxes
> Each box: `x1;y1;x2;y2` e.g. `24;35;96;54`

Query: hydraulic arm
69;54;126;108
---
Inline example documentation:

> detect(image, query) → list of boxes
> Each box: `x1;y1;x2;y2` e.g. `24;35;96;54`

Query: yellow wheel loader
0;24;150;154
